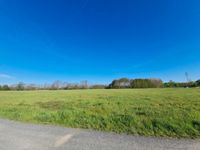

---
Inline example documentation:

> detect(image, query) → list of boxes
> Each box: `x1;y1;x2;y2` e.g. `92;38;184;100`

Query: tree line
107;78;163;88
163;80;200;88
0;80;106;91
107;78;200;88
0;78;200;91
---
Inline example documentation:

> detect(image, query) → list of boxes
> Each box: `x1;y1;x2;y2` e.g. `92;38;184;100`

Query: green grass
0;88;200;138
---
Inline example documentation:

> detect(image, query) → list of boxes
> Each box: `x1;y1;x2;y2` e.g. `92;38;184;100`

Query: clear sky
0;0;200;84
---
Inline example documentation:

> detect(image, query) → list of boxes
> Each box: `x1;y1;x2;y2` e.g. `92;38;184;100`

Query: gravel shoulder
0;119;199;150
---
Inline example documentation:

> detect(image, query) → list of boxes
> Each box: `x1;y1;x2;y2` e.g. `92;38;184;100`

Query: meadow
0;88;200;138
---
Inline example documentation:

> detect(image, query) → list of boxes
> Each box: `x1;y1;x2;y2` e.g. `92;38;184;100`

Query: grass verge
0;88;200;138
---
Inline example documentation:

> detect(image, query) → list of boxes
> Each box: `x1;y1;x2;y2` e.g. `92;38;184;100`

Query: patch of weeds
142;119;153;130
108;113;134;133
77;114;107;129
163;123;178;133
34;112;54;123
93;102;103;106
192;120;200;131
135;111;147;116
17;102;31;107
35;101;65;110
152;119;184;137
57;109;76;121
143;97;151;100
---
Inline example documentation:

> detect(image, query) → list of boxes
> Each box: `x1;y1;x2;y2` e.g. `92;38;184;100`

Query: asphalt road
0;119;199;150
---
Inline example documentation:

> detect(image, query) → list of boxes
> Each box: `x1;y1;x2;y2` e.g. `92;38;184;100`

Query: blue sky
0;0;200;84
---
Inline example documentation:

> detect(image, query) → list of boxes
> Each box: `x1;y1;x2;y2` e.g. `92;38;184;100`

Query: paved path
0;119;199;150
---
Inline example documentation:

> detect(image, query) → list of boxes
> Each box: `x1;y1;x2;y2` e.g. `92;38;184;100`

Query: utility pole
185;72;189;83
185;72;191;88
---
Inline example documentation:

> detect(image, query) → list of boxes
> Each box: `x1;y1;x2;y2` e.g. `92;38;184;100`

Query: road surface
0;119;199;150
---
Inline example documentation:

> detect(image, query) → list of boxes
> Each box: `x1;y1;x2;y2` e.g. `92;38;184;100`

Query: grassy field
0;88;200;138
